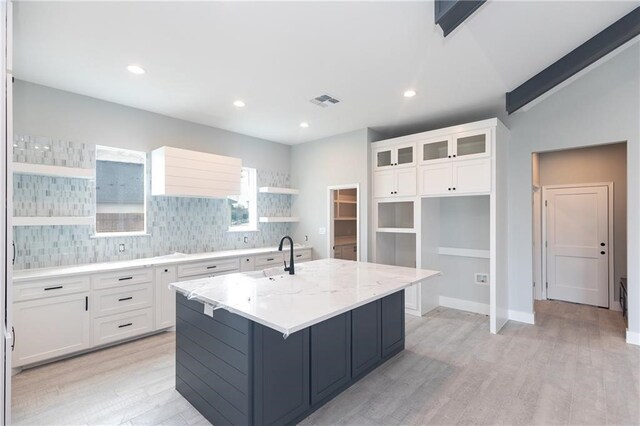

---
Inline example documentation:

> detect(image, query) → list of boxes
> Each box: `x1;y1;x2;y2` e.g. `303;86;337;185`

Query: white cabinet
93;308;154;347
155;266;177;330
13;293;91;367
419;129;490;165
374;168;416;198
374;143;415;170
151;146;242;198
419;158;490;196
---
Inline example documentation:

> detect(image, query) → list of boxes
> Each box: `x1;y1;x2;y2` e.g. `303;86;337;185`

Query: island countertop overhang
169;258;441;335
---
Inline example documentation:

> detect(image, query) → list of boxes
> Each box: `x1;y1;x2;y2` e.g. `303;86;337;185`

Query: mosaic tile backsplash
13;135;293;270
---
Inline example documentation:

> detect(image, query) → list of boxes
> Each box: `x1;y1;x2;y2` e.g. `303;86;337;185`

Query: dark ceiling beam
435;0;486;37
506;6;640;115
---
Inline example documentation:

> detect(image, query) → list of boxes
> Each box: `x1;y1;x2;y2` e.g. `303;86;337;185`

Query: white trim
542;182;614;308
376;227;415;234
626;330;640;346
438;247;490;259
508;309;535;324
327;184;360;261
439;296;490;316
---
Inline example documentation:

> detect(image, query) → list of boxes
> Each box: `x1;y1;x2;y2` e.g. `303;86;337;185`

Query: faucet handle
283;260;290;271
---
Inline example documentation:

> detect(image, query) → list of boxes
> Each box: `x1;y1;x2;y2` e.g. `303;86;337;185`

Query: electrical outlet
474;273;488;285
118;243;125;253
243;236;249;244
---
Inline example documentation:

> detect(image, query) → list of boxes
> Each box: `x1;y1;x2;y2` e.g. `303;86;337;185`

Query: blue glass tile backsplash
13;135;293;270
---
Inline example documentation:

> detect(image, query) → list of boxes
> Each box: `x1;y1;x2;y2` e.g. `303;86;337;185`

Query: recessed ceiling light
403;89;417;98
300;122;309;128
127;65;145;75
233;100;246;108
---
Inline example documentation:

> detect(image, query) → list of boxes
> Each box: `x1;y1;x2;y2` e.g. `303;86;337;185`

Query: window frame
94;145;148;237
227;167;258;233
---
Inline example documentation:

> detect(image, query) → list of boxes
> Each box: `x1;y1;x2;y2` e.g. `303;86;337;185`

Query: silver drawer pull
44;286;63;291
118;277;133;281
118;297;133;302
206;265;217;270
118;323;133;328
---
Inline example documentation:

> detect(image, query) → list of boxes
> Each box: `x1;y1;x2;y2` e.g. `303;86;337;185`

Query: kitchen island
169;259;440;426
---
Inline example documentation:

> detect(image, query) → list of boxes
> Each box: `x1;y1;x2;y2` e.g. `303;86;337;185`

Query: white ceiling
13;1;638;144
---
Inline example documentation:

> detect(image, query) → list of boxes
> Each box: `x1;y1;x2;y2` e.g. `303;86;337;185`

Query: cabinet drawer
93;308;154;347
293;249;312;263
91;268;153;291
177;258;240;278
14;275;90;302
255;252;284;268
92;283;153;318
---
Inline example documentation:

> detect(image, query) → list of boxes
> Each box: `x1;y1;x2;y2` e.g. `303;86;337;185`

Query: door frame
327;184;360;261
541;182;615;309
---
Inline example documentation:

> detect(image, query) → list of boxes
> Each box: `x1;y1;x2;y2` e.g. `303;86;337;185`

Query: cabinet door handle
600;242;605;247
453;187;456;190
11;326;15;351
453;154;456;158
600;251;606;255
206;265;217;269
85;296;88;311
44;286;63;291
118;323;133;328
118;276;133;281
448;188;451;191
118;297;133;302
12;241;15;265
448;155;451;158
164;268;169;272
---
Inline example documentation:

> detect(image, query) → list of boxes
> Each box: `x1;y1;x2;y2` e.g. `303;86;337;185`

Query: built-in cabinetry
370;118;509;333
12;247;312;368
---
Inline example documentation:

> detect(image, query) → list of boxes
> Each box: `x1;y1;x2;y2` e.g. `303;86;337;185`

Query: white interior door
546;186;609;307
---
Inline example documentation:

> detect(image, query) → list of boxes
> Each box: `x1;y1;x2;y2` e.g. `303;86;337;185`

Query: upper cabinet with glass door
374;143;416;170
420;129;490;165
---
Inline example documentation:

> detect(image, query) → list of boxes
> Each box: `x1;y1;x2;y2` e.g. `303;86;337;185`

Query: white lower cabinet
155;266;177;329
13;293;91;367
92;283;153;318
93;308;154;347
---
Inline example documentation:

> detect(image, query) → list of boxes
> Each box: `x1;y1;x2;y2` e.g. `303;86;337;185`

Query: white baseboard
438;296;489;316
508;309;535;324
627;330;640;346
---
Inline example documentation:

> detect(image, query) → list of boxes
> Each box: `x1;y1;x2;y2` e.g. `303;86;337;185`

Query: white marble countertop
170;258;441;336
13;244;312;282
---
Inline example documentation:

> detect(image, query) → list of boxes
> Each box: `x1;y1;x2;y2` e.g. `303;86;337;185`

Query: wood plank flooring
12;300;639;425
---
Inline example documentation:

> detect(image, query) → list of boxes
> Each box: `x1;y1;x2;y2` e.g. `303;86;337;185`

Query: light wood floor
12;300;639;426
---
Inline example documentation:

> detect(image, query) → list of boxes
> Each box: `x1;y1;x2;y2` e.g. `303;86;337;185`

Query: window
95;146;147;235
228;167;257;232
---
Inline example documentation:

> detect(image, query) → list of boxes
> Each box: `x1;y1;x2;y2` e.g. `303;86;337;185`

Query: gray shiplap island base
170;259;440;425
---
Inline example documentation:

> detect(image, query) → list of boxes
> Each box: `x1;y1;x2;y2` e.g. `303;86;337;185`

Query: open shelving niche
332;188;358;261
258;186;300;223
12;162;96;227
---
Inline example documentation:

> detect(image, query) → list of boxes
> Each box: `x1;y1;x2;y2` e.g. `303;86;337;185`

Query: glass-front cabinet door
420;136;452;164
395;143;415;168
375;147;393;169
452;129;490;160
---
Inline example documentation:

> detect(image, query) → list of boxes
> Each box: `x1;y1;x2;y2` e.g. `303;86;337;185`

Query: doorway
543;184;611;307
327;185;359;261
532;142;626;313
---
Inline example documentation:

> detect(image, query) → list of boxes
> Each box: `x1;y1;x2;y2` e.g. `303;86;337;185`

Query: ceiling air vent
310;94;340;108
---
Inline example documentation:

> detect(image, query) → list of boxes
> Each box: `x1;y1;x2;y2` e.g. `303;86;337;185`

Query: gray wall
13;80;290;172
290;129;370;260
505;43;639;338
538;143;627;300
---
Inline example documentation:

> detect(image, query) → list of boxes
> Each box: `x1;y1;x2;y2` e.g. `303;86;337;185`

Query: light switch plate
319;227;326;235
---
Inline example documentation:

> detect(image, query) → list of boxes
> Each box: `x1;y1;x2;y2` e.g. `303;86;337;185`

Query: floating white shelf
376;227;416;234
258;187;300;195
258;216;300;223
13;216;94;226
12;162;94;179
